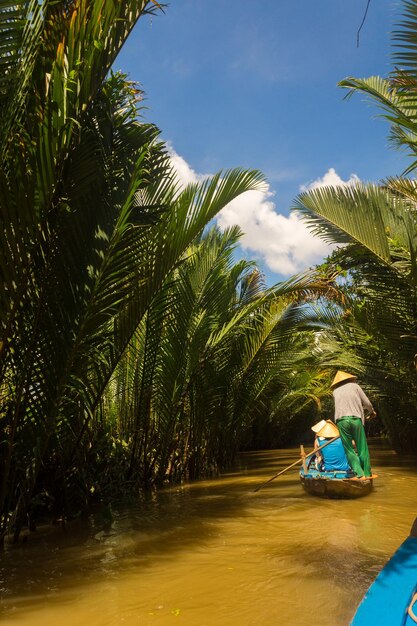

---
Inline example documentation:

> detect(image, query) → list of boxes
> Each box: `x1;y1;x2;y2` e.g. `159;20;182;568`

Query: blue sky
117;0;408;283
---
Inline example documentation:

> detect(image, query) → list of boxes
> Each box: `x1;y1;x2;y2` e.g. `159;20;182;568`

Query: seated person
311;419;351;472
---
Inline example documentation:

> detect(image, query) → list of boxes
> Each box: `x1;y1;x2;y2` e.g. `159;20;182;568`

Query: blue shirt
318;436;350;472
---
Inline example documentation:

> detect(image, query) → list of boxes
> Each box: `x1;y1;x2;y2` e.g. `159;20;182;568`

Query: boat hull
300;473;373;499
351;527;417;625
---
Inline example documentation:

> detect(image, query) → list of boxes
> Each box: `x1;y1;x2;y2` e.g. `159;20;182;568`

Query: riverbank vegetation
2;0;417;542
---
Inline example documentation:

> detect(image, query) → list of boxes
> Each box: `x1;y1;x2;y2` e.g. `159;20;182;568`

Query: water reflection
0;442;416;626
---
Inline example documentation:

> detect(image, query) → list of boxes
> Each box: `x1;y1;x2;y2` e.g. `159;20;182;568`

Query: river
1;441;416;626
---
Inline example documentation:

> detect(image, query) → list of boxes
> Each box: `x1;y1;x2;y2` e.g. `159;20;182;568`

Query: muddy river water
1;442;417;626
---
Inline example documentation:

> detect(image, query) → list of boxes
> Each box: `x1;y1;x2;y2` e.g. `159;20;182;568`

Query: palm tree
102;224;343;486
0;1;355;543
292;0;417;453
0;1;266;541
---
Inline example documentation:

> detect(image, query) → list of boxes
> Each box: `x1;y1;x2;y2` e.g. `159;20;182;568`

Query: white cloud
300;167;359;192
217;188;330;275
168;150;358;277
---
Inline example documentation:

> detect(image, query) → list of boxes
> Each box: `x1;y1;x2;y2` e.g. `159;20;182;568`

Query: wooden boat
299;465;373;499
351;518;417;625
298;441;373;499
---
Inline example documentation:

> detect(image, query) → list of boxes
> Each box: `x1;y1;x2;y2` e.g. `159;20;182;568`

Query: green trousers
337;416;372;478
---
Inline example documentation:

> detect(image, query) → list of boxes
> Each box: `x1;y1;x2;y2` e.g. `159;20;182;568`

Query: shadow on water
282;541;387;592
0;487;244;585
1;442;416;623
0;451;304;615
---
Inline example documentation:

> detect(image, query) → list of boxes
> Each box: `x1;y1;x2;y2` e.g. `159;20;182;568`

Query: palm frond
293;182;417;264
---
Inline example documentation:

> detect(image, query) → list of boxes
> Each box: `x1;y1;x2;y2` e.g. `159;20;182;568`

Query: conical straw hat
311;419;327;433
316;420;339;439
331;370;357;388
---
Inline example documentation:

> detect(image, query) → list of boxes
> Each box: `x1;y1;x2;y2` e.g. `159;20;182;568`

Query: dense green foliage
0;1;334;541
101;227;338;488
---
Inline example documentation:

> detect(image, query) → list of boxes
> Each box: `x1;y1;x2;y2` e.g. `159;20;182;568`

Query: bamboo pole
300;445;307;473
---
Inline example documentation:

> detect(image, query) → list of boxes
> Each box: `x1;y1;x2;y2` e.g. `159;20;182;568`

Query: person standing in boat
331;370;376;480
311;419;351;472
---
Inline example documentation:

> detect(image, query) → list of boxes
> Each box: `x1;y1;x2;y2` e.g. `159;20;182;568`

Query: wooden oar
253;436;339;493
